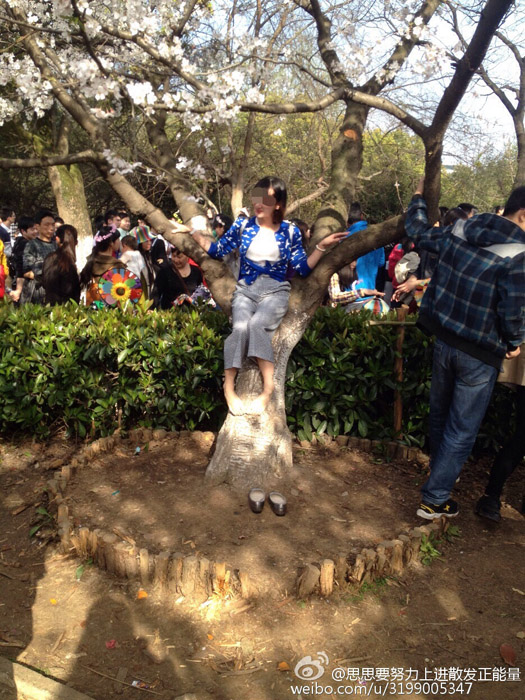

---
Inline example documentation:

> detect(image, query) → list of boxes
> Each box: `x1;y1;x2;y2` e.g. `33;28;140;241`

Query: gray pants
224;276;290;369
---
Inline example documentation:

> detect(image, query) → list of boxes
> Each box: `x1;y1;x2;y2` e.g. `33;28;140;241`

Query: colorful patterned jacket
207;217;310;284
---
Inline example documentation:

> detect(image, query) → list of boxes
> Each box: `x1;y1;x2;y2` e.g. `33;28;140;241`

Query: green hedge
0;302;513;451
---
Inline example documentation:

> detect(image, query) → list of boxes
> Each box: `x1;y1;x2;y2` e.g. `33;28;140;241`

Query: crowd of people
0;179;523;522
0;196;499;316
0;206;209;309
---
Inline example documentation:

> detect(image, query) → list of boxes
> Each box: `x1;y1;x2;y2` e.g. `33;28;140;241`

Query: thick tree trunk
312;100;369;241
230;113;256;217
230;179;244;220
47;163;92;241
423;136;443;223
205;304;310;490
514;117;525;189
204;214;407;490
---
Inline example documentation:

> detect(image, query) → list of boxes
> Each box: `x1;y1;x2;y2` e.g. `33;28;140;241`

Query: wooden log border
296;516;449;597
46;427;443;602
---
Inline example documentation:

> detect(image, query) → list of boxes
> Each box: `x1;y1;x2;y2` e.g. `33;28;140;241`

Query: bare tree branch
0;151;101;169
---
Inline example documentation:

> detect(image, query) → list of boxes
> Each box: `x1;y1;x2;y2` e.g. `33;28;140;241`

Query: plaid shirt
406;196;525;366
207;216;310;284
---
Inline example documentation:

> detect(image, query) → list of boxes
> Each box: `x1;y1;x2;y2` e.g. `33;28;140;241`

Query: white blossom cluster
102;149;142;175
0;0;499;156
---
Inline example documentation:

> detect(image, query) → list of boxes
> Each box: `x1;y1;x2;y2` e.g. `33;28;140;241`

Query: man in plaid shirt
405;180;525;520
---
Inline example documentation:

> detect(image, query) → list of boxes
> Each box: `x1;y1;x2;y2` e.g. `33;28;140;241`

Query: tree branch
286;184;329;215
0;151;101;169
364;0;443;95
345;89;427;137
293;0;350;87
429;0;515;140
240;87;346;113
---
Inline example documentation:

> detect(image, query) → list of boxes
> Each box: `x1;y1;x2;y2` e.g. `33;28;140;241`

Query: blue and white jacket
207;216;311;284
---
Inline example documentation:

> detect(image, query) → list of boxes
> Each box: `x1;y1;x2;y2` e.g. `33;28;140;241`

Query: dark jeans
423;339;498;504
485;385;525;500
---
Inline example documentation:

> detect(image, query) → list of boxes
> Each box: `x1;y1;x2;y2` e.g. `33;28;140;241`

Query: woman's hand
319;231;348;250
392;275;419;300
361;289;384;298
170;221;191;234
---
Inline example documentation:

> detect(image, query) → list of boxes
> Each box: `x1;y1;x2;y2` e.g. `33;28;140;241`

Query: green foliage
0;303;515;449
344;576;389;602
440;144;517;212
420;534;442;566
286;307;433;446
442;525;461;542
360;129;425;222
0;302;226;439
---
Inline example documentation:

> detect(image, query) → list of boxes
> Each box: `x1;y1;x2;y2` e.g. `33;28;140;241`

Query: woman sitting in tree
177;176;345;415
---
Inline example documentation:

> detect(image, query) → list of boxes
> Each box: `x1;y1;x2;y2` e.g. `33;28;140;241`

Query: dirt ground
0;435;523;700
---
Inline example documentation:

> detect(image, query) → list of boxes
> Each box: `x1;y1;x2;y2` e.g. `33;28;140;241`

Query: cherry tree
0;0;514;488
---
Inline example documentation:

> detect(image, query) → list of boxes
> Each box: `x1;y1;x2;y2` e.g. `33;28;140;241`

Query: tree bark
205;215;406;489
514;115;525;189
48;163;92;241
312;100;369;241
205;304;309;489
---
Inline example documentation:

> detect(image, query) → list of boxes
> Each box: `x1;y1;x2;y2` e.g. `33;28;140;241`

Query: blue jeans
423;339;498;504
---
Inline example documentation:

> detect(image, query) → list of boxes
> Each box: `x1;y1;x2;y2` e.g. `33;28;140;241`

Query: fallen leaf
50;599;57;605
512;588;525;596
516;632;525;640
207;634;214;640
105;639;117;650
278;661;291;671
137;589;148;600
500;644;517;666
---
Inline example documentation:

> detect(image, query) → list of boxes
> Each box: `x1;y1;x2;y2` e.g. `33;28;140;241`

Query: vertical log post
393;306;408;438
139;548;150;586
213;562;226;595
169;553;184;594
181;556;199;596
320;559;335;597
155;551;171;587
103;534;118;575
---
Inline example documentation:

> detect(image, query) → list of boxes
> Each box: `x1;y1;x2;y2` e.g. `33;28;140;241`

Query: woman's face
251;187;279;220
171;249;188;269
141;239;152;252
215;224;225;238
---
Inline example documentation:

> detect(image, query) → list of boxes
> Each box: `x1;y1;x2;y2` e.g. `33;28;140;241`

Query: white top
120;250;145;280
246;227;280;263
